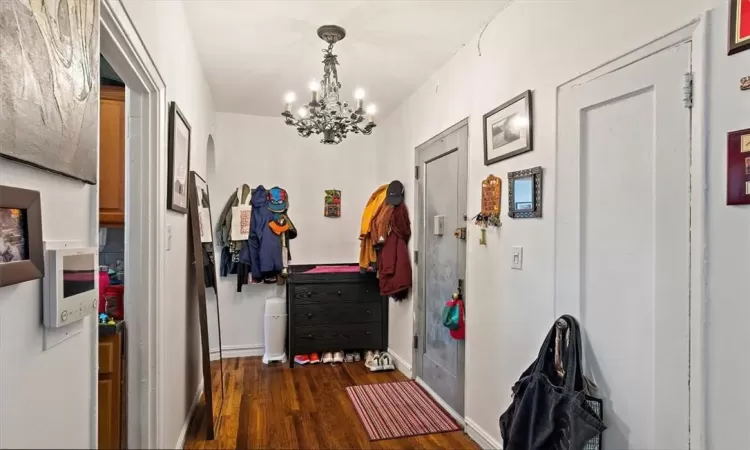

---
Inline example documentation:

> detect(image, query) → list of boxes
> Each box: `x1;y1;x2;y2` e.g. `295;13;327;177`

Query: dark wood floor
184;357;480;449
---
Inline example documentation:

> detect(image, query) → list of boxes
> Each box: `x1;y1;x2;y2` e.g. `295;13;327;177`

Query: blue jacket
248;186;282;280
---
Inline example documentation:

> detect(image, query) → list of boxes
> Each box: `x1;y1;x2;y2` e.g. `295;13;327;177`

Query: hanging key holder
472;175;502;244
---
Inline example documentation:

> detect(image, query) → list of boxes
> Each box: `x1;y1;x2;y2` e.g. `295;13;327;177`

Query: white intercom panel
43;245;99;328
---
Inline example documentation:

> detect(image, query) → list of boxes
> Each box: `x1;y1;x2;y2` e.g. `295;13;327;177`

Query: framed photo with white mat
483;90;533;165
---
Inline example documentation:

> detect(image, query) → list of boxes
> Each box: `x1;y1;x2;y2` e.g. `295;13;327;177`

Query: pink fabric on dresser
302;265;360;274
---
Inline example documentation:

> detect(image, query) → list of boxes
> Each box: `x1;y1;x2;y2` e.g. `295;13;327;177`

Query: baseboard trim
210;344;264;360
387;348;412;378
465;418;502;450
175;381;203;449
415;377;465;427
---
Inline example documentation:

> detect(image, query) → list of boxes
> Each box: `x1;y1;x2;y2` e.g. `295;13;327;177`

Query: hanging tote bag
231;186;252;241
499;315;605;450
441;295;461;330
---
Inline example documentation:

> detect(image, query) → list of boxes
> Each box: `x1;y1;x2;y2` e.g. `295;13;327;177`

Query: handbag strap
532;315;585;393
531;321;560;375
236;186;252;206
560;315;586;391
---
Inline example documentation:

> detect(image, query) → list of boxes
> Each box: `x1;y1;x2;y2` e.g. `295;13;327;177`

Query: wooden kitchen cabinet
98;330;123;449
99;85;126;226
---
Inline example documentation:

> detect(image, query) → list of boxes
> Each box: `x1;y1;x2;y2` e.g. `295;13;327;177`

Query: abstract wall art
0;0;100;184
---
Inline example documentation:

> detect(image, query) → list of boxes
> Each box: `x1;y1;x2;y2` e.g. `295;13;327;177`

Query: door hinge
413;335;419;349
413;250;418;264
415;165;420;180
683;72;693;109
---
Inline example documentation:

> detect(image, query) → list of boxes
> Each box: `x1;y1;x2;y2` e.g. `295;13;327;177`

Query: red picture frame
729;0;750;55
727;128;750;205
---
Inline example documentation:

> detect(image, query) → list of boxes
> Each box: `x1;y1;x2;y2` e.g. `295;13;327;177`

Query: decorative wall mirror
188;171;224;439
508;166;543;218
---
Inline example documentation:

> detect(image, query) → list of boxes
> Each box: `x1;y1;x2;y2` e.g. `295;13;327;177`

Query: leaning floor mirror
188;171;225;440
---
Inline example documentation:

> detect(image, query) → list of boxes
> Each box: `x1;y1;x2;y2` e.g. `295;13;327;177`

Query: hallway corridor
184;358;479;449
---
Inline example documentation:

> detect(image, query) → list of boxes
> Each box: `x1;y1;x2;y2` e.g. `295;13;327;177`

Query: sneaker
345;352;355;363
378;352;395;371
333;350;344;363
294;354;310;365
309;353;320;364
353;351;361;362
322;351;334;364
364;350;375;368
368;353;382;372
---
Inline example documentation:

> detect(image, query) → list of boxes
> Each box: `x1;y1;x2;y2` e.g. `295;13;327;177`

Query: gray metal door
415;120;467;417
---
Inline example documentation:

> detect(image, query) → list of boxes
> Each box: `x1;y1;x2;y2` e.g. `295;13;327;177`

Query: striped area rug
346;380;461;441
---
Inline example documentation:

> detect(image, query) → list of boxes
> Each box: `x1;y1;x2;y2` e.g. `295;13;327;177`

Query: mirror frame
507;166;543;218
188;170;224;439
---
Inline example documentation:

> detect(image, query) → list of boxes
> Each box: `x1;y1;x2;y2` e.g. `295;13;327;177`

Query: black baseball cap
385;180;404;206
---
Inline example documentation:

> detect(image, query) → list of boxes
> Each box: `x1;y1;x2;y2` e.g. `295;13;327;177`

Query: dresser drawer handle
365;331;371;335
365;310;372;315
303;334;313;339
306;313;313;319
337;290;342;296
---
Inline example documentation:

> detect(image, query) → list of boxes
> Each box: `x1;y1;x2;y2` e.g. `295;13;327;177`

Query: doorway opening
97;0;168;448
97;53;127;450
413;119;469;423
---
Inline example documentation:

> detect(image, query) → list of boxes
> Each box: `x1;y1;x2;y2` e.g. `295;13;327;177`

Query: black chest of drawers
287;264;388;368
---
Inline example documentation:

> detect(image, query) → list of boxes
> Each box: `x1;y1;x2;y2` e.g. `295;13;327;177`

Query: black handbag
499;315;605;450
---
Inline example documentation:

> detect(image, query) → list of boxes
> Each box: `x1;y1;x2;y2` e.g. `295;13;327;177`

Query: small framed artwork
727;128;750;205
508;166;543;218
167;102;192;214
483;90;533;165
324;189;341;218
729;0;750;55
0;185;44;287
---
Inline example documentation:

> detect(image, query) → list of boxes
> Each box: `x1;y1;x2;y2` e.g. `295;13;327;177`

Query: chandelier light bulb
354;88;365;100
308;80;319;92
284;92;296;104
366;104;377;115
298;107;309;118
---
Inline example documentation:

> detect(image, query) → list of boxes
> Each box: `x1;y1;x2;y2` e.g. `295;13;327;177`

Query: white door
556;43;691;449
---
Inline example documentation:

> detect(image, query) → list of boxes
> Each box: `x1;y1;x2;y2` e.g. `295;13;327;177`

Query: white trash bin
262;296;287;364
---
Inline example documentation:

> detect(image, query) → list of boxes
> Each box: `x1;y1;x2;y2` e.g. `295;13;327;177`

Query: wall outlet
512;246;523;270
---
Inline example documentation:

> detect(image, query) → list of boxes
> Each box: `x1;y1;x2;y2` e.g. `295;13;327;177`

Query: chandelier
282;25;376;145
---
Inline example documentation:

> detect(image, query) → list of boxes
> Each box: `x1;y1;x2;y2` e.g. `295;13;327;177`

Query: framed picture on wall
483;90;533;166
729;0;750;55
167;102;192;214
0;185;44;287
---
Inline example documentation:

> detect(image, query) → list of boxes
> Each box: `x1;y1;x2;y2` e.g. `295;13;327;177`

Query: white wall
705;5;750;449
207;113;377;353
374;0;727;446
119;0;215;447
0;166;97;448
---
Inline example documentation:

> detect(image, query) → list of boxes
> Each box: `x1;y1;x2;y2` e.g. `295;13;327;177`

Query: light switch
166;225;172;251
434;215;444;236
512;246;523;270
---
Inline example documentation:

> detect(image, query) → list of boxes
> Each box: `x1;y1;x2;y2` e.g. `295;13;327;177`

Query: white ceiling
183;1;509;117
